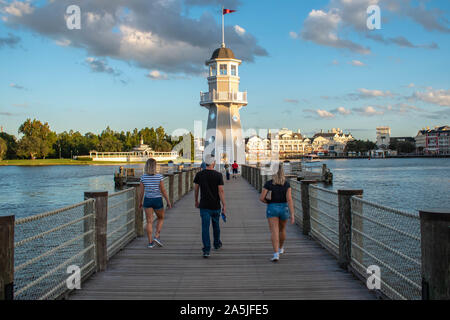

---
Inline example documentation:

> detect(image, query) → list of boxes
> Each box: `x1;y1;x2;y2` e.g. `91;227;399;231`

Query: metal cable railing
13;199;96;300
350;196;421;300
107;188;136;259
309;185;339;256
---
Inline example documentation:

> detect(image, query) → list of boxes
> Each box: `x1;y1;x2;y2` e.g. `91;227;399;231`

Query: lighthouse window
231;65;237;76
220;64;227;75
210;64;216;76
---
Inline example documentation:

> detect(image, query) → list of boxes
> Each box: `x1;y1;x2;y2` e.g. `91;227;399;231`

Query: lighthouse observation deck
200;90;247;105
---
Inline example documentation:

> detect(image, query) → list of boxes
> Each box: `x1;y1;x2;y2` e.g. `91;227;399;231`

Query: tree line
0;119;184;160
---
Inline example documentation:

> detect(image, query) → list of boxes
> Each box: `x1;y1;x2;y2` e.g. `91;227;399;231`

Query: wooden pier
70;177;373;300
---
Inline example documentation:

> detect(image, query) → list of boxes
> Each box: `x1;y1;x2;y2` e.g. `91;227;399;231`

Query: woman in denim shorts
138;158;172;248
259;163;295;262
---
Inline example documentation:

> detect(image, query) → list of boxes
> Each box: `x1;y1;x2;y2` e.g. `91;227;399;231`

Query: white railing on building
200;91;247;104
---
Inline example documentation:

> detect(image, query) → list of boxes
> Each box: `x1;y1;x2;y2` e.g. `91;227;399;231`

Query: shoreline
0;158;198;167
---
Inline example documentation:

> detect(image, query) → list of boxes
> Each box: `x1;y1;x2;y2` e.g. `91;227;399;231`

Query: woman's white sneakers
279;247;285;255
271;253;280;262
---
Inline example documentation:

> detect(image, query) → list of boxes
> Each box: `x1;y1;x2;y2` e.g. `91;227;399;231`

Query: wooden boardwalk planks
70;177;375;300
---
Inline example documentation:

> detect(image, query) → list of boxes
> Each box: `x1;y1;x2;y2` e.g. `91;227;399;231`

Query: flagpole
221;6;225;48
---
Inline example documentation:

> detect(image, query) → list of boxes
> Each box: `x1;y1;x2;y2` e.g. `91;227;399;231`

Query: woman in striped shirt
139;158;171;248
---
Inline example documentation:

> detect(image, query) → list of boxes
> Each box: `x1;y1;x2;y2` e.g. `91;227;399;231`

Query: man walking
231;160;239;179
194;155;226;258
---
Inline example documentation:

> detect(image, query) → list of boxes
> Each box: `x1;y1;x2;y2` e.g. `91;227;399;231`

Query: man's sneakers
271;252;280;262
153;237;163;247
203;252;210;258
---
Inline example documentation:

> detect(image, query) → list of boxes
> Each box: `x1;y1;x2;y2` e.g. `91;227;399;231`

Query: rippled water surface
1;158;449;217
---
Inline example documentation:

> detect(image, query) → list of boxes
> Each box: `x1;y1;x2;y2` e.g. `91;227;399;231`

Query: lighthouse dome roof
211;47;235;59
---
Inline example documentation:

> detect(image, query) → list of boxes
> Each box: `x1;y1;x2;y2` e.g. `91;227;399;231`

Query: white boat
304;154;321;162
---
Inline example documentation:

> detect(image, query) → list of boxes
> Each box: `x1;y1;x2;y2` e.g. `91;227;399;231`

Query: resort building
312;128;354;156
89;139;179;162
415;126;450;155
376;126;391;149
245;135;271;162
269;128;312;159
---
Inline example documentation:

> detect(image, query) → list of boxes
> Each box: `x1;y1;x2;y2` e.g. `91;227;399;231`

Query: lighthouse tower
200;45;247;168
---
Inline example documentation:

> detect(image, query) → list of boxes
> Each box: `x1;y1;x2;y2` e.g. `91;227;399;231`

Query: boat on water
304;154;321;163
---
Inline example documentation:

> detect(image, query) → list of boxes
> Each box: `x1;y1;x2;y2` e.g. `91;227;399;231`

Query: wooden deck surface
70;177;375;300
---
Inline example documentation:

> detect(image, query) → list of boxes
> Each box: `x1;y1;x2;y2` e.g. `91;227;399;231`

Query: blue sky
0;0;449;140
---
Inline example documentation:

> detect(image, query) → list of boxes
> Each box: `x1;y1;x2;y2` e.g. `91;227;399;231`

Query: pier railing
241;164;450;300
0;167;200;300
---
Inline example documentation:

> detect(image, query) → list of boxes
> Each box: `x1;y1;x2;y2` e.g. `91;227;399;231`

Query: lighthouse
200;11;247;168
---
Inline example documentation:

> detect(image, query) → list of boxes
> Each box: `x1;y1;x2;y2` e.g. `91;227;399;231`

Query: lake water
0;158;449;218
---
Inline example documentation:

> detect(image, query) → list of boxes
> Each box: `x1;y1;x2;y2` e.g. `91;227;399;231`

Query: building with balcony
269;128;312;159
312;128;354;156
376;126;391;149
245;135;271;162
415;125;450;155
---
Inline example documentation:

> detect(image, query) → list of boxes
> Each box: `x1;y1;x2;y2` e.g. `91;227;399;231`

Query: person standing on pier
194;155;226;258
224;162;231;181
259;163;295;262
231;160;239;179
139;158;172;248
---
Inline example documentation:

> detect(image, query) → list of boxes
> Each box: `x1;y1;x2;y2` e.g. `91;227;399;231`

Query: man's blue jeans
200;208;222;254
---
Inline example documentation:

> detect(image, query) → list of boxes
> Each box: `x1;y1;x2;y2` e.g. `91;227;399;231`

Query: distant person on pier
224;162;231;180
194;155;226;258
259;163;295;262
231;160;239;179
139;158;172;248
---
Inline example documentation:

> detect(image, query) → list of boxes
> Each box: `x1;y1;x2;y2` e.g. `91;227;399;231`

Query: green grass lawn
0;159;145;166
0;158;200;166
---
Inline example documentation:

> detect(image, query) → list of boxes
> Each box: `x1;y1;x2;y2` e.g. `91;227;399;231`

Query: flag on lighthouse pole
223;9;236;15
221;8;236;47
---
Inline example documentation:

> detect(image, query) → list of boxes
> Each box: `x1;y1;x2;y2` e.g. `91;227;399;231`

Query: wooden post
419;209;450;300
177;172;183;200
184;170;189;194
134;185;144;237
84;191;108;272
0;215;14;300
300;180;316;235
168;174;174;205
257;168;262;192
337;189;363;269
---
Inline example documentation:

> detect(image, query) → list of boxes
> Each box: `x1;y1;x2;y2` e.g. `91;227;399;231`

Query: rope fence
2;167;201;300
240;164;447;300
13;199;95;300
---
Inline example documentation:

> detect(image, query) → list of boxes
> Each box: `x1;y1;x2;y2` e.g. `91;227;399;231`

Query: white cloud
234;25;245;36
413;88;450;107
289;31;298;39
298;8;370;54
350;60;365;67
3;1;34;17
284;98;299;104
147;70;168;80
357;88;393;97
1;0;267;76
85;57;121;76
9;83;25;90
336;106;351;115
55;39;71;47
353;105;384;116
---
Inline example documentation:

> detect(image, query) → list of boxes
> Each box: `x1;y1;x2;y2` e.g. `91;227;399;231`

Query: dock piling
0;215;14;300
84;191;108;272
419;209;450;300
300;180;316;235
338;189;364;269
